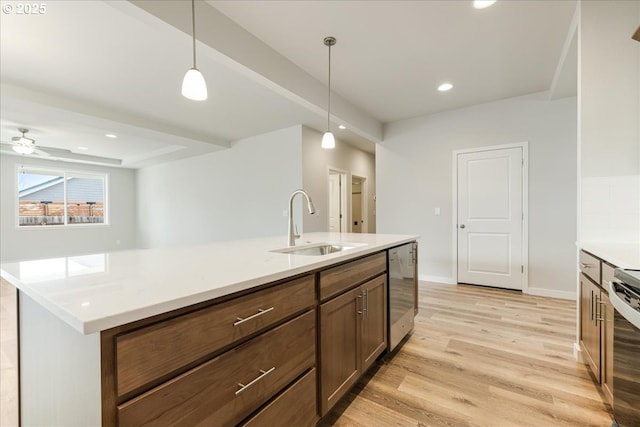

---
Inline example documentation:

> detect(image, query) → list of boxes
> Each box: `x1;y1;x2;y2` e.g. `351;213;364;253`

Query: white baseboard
573;342;583;362
525;287;576;301
420;274;456;285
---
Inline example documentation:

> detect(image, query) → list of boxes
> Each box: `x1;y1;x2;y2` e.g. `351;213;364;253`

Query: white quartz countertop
578;241;640;269
0;232;418;335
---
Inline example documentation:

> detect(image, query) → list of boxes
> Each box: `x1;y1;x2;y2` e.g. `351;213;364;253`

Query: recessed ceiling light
339;125;346;130
438;83;453;92
473;0;496;9
77;146;89;151
105;133;117;138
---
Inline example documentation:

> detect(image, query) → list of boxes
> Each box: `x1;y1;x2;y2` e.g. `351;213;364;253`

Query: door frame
351;174;368;233
327;167;348;233
451;141;529;292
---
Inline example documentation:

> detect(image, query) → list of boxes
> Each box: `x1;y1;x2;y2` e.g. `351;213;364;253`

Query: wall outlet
434;207;441;216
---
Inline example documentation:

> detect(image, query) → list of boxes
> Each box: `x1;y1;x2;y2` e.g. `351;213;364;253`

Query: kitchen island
0;232;418;426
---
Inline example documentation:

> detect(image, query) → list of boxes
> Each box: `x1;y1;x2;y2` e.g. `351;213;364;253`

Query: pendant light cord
327;42;331;132
191;0;197;69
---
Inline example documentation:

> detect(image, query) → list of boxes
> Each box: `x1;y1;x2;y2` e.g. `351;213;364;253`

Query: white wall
0;154;137;262
136;125;303;248
378;92;577;298
301;126;376;234
579;0;640;244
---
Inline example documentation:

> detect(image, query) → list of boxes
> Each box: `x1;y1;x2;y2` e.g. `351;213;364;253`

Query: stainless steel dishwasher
388;242;418;351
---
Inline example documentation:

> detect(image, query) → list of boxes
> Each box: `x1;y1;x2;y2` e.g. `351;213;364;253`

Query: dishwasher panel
388;242;417;351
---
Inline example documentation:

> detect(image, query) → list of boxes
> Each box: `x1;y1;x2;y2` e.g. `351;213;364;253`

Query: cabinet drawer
242;369;318;427
319;252;386;301
118;310;316;427
602;262;616;292
116;275;315;397
579;251;601;285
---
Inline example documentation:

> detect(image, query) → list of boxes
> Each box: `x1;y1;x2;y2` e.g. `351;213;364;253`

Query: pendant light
182;0;207;101
321;36;336;149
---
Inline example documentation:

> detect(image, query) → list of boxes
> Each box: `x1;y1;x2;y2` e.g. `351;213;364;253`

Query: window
17;167;108;227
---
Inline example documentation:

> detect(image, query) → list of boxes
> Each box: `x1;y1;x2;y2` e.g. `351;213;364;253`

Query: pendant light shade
321;131;335;149
182;68;207;101
182;0;207;101
322;36;336;149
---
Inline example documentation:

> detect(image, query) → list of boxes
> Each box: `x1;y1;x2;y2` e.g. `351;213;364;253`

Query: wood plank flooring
321;282;613;427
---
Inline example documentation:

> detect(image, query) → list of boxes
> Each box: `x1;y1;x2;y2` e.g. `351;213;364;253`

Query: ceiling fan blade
0;141;34;152
33;147;51;156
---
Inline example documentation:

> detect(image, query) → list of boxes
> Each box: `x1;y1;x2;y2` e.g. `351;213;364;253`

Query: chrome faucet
288;189;317;246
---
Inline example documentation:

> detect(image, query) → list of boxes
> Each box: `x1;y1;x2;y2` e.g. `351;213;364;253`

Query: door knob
459;224;466;229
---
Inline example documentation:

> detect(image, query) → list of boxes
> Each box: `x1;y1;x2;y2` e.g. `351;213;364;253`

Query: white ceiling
0;0;577;168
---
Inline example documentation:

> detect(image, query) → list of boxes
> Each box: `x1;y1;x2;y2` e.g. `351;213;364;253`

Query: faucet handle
294;224;300;240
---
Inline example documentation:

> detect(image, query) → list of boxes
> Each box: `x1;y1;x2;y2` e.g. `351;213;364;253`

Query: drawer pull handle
580;262;594;269
234;307;275;326
594;295;602;326
235;367;276;396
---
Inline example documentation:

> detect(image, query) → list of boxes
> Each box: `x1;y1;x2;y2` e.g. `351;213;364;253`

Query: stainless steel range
610;268;640;427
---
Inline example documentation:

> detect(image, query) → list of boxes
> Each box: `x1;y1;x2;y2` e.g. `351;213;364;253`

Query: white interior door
457;147;523;290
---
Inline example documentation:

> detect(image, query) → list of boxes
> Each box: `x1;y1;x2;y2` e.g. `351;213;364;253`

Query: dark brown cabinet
319;276;387;416
97;247;408;426
578;250;615;405
319;286;361;415
360;275;387;372
101;275;317;426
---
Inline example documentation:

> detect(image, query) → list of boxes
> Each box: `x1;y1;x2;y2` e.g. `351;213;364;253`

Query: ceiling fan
1;127;123;166
1;128;50;156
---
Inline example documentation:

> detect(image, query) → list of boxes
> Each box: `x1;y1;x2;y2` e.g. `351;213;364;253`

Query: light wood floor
321;282;613;427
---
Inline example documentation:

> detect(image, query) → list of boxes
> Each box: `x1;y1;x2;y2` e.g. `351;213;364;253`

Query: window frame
15;165;110;229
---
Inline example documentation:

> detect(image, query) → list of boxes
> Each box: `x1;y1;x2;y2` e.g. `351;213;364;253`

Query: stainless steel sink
271;242;365;256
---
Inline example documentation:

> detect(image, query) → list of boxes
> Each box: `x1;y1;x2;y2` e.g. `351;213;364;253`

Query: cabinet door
601;292;614;404
319;287;362;416
580;275;601;381
360;275;387;373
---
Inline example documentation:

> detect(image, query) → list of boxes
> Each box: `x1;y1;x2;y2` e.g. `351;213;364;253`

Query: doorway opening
452;142;529;291
351;175;368;233
328;169;347;232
